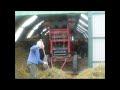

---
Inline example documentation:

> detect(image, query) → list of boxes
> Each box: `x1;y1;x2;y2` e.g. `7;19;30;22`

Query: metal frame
49;26;70;56
47;56;73;69
88;12;93;68
48;18;71;69
15;11;89;16
15;11;104;17
92;61;105;63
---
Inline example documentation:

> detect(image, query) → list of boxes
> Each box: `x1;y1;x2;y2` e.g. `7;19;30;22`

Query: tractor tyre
72;53;79;74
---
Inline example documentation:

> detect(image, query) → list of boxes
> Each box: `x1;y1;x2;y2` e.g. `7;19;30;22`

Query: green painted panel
88;12;93;68
15;11;89;16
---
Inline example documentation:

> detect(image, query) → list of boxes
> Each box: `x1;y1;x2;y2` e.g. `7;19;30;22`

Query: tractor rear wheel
72;53;79;74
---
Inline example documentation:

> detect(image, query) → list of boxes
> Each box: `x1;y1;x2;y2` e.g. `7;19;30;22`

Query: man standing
27;40;47;79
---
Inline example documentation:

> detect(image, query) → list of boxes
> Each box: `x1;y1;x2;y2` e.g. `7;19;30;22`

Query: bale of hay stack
15;47;28;59
15;47;29;79
15;68;29;79
75;64;105;79
38;67;71;79
92;65;105;78
15;47;71;79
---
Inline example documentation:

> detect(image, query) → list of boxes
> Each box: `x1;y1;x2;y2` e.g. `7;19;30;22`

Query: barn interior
15;13;89;78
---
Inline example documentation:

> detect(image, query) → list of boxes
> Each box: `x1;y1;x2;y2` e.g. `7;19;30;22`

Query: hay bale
15;62;29;79
92;65;105;78
15;47;28;59
15;47;29;79
15;47;71;79
15;68;29;79
15;46;105;79
75;64;105;79
38;67;71;79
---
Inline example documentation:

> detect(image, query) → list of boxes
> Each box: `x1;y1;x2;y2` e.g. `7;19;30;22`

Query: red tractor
47;17;80;73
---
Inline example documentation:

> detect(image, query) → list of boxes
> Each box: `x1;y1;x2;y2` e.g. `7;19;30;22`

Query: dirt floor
79;57;88;71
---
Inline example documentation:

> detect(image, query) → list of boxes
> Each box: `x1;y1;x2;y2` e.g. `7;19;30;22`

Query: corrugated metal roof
76;13;88;38
15;13;90;42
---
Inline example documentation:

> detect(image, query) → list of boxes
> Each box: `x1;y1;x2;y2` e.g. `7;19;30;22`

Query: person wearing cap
27;40;47;79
